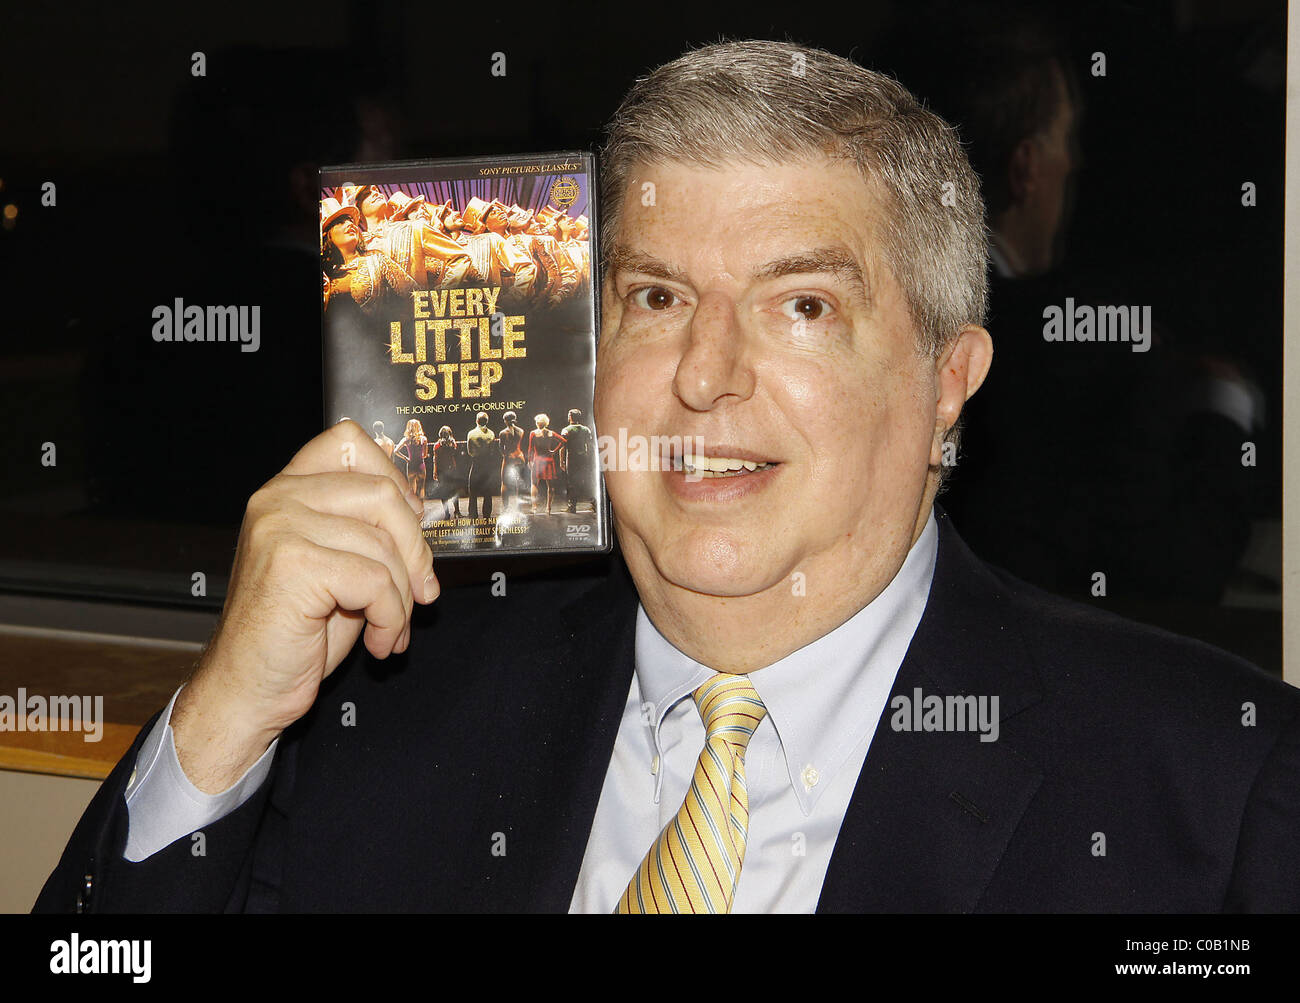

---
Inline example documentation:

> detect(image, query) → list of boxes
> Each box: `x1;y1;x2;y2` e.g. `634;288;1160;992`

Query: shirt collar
634;509;939;814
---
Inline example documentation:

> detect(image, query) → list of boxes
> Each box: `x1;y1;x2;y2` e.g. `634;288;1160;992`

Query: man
38;40;1299;913
444;205;470;240
559;409;595;514
483;199;540;299
465;411;498;521
371;420;395;462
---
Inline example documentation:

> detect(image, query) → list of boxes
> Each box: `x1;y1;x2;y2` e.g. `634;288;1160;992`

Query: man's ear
930;325;993;467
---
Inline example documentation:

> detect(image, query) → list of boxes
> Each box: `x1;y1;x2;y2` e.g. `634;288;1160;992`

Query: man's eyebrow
606;245;690;284
607;244;871;301
755;248;870;300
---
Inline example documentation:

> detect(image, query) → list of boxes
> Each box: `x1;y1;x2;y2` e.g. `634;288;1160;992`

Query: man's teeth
681;456;774;477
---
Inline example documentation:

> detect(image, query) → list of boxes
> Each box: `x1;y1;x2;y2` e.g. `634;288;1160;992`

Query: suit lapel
459;559;640;911
817;510;1046;912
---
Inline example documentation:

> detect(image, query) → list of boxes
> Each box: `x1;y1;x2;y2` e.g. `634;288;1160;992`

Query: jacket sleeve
32;709;282;914
1222;705;1300;911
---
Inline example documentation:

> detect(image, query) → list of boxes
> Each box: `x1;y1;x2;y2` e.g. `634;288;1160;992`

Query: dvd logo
566;524;592;537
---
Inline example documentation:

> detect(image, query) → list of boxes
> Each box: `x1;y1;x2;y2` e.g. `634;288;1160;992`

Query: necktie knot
693;673;767;749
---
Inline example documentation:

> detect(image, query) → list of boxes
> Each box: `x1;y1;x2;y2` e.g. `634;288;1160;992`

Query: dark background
0;0;1284;671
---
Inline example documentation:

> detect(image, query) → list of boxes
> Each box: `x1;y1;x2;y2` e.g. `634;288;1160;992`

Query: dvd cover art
320;152;608;556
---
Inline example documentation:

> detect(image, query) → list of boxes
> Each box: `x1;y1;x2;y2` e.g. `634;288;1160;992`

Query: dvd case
320;152;608;557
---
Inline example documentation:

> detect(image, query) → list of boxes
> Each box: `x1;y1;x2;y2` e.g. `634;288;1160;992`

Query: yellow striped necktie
617;672;767;914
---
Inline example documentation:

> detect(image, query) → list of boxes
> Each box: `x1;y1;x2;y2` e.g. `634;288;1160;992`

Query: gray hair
599;39;989;360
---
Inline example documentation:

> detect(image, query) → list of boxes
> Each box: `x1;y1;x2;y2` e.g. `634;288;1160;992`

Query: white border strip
1286;4;1298;687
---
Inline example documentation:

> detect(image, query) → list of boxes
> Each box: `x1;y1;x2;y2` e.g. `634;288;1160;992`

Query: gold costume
529;233;579;302
342;250;418;315
456;230;538;293
561;239;590;295
323;190;590;303
368;218;475;290
502;233;540;296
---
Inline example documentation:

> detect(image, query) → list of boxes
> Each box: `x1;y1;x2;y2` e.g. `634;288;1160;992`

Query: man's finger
277;472;436;603
306;545;409;659
283;420;421;514
286;505;417;620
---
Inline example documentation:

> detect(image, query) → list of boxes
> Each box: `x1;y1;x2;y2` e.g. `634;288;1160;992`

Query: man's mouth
680;455;778;478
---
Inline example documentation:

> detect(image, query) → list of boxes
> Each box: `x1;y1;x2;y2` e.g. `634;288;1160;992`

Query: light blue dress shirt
126;514;939;911
569;512;938;912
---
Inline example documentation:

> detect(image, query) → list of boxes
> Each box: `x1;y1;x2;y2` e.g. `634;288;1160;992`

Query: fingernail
424;574;440;603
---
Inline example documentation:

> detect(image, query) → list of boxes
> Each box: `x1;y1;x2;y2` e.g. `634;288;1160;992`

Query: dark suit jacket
35;509;1300;912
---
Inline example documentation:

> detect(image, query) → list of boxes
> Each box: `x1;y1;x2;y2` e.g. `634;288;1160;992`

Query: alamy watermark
1042;298;1151;353
50;935;150;983
0;689;103;742
151;299;261;352
889;687;999;743
597;431;756;483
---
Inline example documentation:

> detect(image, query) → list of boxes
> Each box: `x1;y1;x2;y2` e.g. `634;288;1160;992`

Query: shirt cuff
122;684;279;862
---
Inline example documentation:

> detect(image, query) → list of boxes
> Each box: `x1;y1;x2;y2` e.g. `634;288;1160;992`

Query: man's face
361;188;387;214
485;206;509;234
596;158;941;601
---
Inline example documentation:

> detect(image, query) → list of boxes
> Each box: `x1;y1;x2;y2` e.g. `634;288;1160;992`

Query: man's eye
630;287;678;311
780;296;830;322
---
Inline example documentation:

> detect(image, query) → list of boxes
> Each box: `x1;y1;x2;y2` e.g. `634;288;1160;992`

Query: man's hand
171;420;438;793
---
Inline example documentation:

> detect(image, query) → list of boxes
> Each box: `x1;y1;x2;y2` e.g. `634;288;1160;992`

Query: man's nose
671;291;756;411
